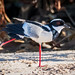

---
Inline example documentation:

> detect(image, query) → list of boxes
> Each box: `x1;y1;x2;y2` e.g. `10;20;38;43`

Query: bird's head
49;19;70;33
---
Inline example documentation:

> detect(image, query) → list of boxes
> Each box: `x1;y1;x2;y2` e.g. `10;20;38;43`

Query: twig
13;18;26;22
52;34;71;48
63;7;75;26
2;0;12;23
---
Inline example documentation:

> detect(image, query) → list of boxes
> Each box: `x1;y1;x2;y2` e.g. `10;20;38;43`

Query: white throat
52;26;64;33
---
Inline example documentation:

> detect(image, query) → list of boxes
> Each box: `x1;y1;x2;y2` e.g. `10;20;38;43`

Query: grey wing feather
23;22;43;38
27;26;39;38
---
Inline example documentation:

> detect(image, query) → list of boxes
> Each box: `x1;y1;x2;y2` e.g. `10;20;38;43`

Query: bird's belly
31;32;53;43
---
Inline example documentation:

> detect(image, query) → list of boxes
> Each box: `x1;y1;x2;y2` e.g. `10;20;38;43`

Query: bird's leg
0;38;16;47
39;43;41;67
39;43;47;67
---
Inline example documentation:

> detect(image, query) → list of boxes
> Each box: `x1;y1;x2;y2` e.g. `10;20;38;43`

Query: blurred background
0;0;75;52
4;0;75;26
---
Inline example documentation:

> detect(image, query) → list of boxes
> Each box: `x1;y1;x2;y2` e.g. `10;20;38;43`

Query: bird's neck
49;25;58;39
52;28;58;39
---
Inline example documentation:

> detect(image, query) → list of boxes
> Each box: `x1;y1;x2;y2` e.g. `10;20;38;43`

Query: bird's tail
1;23;25;39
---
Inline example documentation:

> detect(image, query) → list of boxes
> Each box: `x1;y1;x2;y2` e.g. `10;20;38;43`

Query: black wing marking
5;24;25;35
26;20;50;32
8;33;22;39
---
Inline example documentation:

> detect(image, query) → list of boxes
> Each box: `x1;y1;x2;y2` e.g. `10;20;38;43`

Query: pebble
0;51;75;75
0;70;2;72
28;64;31;67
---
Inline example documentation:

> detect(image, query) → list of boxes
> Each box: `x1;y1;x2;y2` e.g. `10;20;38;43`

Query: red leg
39;44;41;67
39;44;47;67
0;38;16;47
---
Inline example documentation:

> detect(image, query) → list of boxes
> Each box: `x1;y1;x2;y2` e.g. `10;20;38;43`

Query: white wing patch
52;26;64;33
16;34;25;39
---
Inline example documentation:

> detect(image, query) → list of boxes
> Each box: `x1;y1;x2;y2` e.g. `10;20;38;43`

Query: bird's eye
56;22;61;25
56;21;64;26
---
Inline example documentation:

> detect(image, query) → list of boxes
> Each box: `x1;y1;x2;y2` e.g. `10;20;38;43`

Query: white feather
52;26;64;33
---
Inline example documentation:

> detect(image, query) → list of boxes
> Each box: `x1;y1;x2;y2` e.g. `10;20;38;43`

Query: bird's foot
39;65;48;67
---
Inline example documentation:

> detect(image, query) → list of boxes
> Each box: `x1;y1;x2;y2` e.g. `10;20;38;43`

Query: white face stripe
52;25;64;33
50;19;65;23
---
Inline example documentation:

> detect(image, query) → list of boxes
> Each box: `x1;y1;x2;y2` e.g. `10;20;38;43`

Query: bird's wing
26;20;51;32
4;21;51;39
5;24;24;35
8;33;25;39
23;22;43;38
3;23;29;39
26;20;45;26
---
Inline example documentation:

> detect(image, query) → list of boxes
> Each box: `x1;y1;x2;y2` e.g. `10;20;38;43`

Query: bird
0;19;69;67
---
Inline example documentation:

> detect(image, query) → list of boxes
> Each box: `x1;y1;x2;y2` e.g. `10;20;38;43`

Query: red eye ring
56;22;61;25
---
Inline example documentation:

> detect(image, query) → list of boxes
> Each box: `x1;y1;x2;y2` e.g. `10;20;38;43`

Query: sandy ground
0;50;75;75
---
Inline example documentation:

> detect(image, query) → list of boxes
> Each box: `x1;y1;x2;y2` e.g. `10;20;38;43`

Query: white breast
31;31;53;43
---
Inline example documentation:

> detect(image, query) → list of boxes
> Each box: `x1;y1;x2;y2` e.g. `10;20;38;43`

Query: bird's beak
64;24;70;28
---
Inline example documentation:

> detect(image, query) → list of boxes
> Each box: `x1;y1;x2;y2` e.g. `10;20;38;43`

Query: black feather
5;23;25;35
26;20;50;32
8;33;22;39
